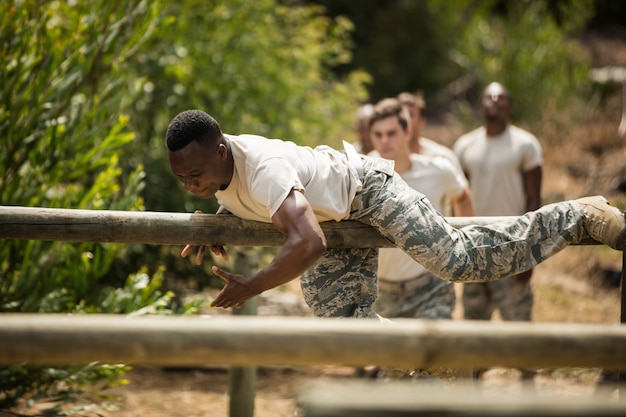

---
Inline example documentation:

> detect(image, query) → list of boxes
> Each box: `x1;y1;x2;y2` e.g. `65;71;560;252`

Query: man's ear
217;143;228;160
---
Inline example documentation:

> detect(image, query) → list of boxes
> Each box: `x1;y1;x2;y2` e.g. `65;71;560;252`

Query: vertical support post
229;250;259;417
617;211;626;402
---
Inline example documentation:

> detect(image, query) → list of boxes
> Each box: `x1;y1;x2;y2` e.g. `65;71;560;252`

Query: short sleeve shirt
215;134;361;223
453;125;543;216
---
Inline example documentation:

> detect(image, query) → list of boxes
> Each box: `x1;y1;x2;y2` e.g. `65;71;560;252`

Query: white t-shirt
369;137;463;174
453;125;543;216
420;137;464;174
216;134;362;223
377;154;468;281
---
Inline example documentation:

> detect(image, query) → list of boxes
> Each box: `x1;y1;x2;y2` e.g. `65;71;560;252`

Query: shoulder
453;127;484;150
410;153;453;172
509;125;541;145
421;137;457;158
408;152;430;168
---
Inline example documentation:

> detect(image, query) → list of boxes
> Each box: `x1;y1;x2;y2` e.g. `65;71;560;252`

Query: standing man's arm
516;164;542;284
211;188;327;308
523;165;543;212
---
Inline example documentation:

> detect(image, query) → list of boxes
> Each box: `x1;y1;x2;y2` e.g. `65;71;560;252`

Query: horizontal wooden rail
0;206;598;248
1;314;625;369
300;381;626;416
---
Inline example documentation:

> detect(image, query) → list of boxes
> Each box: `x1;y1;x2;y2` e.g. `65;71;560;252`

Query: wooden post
229;251;258;417
617;211;626;403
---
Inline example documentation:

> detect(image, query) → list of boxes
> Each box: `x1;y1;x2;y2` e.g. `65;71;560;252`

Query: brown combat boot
575;196;625;251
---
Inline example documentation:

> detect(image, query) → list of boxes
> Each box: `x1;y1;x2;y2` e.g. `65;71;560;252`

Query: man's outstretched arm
211;188;327;308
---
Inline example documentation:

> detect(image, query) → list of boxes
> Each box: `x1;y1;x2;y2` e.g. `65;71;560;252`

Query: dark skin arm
516;165;543;284
523;165;542;213
211;188;327;309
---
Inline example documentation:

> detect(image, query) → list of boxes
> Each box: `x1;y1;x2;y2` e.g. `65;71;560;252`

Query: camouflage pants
301;156;586;318
463;273;533;321
374;272;455;319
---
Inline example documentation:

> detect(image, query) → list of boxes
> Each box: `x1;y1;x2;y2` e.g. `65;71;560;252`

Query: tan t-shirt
453;125;543;216
368;137;463;175
420;137;464;175
216;134;362;223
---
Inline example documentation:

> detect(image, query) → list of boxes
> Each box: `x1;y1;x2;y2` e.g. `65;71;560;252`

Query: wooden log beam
0;206;597;248
299;381;626;416
1;314;625;369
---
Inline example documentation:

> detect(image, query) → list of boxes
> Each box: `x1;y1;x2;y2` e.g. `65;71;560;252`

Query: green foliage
0;0;180;414
449;0;594;125
0;363;131;415
310;0;484;102
2;0;366;412
117;0;372;293
84;266;206;316
309;0;598;129
127;0;370;214
0;0;159;313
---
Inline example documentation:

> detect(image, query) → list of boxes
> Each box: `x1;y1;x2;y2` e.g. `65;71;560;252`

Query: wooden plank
299;381;626;417
0;206;598;248
1;315;626;369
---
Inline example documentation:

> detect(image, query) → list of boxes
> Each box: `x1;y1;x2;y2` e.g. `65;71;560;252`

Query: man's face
482;83;510;121
370;115;410;161
168;140;230;199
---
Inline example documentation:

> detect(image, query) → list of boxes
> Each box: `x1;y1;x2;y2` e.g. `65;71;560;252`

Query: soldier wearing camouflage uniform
165;109;626;318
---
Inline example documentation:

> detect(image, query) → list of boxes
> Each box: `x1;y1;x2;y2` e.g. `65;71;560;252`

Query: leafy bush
0;0;186;414
117;0;372;292
452;0;594;124
1;1;370;413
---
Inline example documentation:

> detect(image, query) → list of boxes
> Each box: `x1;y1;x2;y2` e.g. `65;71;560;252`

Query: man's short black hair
166;109;222;152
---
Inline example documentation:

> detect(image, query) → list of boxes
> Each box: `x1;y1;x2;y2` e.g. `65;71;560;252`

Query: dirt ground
98;364;619;417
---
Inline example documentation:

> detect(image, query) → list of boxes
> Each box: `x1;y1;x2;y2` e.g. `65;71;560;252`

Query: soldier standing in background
453;81;543;383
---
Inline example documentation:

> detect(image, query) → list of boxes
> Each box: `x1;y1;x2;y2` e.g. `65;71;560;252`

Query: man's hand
211;266;258;308
181;209;228;264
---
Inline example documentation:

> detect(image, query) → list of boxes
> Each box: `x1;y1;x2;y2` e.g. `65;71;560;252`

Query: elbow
301;234;327;263
310;234;327;259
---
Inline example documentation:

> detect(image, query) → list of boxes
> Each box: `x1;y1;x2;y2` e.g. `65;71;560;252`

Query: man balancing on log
166;109;625;319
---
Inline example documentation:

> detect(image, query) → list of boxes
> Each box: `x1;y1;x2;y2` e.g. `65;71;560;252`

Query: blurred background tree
1;0;370;413
309;0;599;126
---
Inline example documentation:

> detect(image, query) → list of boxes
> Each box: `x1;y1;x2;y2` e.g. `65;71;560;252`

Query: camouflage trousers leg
300;247;382;318
350;160;587;283
300;157;586;318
